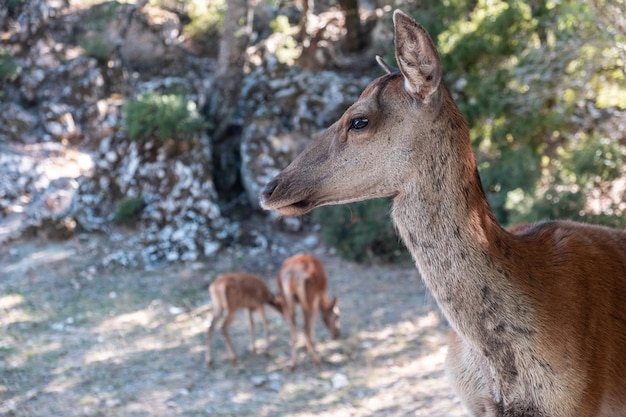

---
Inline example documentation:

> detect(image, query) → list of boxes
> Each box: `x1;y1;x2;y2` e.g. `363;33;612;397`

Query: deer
260;10;626;417
205;272;283;368
277;254;340;370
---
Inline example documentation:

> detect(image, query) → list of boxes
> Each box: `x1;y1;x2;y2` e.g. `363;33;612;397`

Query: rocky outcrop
0;1;374;265
1;2;222;265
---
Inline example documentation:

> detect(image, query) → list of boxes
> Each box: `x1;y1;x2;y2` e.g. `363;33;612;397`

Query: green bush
0;50;21;84
80;34;112;62
506;132;626;227
406;0;626;228
268;15;301;65
182;0;226;45
6;0;24;16
313;199;410;263
112;197;146;225
123;93;208;141
77;1;120;62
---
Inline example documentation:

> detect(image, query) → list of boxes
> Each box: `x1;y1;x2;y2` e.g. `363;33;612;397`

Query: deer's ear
393;10;442;102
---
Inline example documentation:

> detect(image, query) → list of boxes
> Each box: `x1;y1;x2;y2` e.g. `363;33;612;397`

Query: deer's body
260;10;626;416
205;273;283;367
277;254;340;370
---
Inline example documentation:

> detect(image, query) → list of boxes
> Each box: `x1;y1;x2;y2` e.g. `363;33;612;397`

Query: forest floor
1;226;467;417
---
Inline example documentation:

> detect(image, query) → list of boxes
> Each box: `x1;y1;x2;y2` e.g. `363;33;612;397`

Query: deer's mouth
261;197;316;217
280;200;315;216
260;179;317;216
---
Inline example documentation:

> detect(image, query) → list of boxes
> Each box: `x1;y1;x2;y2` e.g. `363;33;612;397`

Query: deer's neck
391;102;533;349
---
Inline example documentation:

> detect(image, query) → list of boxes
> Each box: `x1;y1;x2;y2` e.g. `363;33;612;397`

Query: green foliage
267;15;301;65
313;199;410;263
433;0;552;224
507;133;626;227
123;93;208;141
77;1;120;62
112;197;146;224
79;34;112;62
6;0;24;16
404;0;626;227
182;0;226;44
564;134;626;184
270;15;292;34
0;50;21;84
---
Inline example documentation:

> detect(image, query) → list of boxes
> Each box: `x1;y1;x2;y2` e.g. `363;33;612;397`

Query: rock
0;143;93;244
79;130;225;265
4;0;54;43
116;5;184;70
251;375;267;387
0;103;39;143
19;67;46;104
331;372;349;389
267;372;283;392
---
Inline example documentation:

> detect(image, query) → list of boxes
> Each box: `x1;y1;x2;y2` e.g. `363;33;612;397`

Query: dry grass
0;232;466;416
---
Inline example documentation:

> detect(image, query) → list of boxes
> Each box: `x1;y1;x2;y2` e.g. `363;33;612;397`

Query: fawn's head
321;296;340;339
260;10;466;216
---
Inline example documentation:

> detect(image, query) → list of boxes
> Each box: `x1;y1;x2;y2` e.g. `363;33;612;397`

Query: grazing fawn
260;10;626;417
277;254;340;370
205;273;283;367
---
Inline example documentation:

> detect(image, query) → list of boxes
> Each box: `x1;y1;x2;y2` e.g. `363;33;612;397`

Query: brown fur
205;273;283;367
260;10;626;417
277;254;340;371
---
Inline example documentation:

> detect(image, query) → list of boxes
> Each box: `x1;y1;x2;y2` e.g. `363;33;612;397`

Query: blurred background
1;0;625;265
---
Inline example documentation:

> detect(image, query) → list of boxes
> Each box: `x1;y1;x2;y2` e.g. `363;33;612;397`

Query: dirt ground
0;227;467;417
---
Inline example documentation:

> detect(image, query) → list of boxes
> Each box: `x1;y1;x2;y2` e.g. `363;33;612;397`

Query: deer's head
321;296;340;339
260;10;453;216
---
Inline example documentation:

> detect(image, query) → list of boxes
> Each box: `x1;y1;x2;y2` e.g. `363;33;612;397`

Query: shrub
123;93;208;141
112;197;146;225
506;132;626;227
77;1;120;62
313;199;410;263
406;0;626;228
0;50;21;84
182;0;226;45
80;34;112;62
268;15;301;65
6;0;24;17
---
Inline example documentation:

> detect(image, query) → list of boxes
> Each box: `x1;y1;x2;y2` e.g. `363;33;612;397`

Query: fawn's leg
206;305;223;368
221;310;238;365
247;308;257;354
258;306;270;354
283;303;300;371
302;303;321;367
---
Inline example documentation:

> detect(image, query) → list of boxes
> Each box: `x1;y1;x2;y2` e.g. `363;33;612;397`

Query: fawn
205;272;283;367
277;254;340;370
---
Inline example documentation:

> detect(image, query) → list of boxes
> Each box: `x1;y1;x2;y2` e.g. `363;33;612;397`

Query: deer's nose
260;179;277;201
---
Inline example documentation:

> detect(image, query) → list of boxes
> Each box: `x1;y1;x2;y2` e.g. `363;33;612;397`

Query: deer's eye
349;117;369;130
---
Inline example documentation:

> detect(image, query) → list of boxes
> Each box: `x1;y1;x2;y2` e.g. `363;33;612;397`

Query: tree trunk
209;0;249;141
338;0;362;52
207;0;250;194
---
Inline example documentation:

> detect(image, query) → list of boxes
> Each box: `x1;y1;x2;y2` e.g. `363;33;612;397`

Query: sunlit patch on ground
0;294;30;325
0;235;467;416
